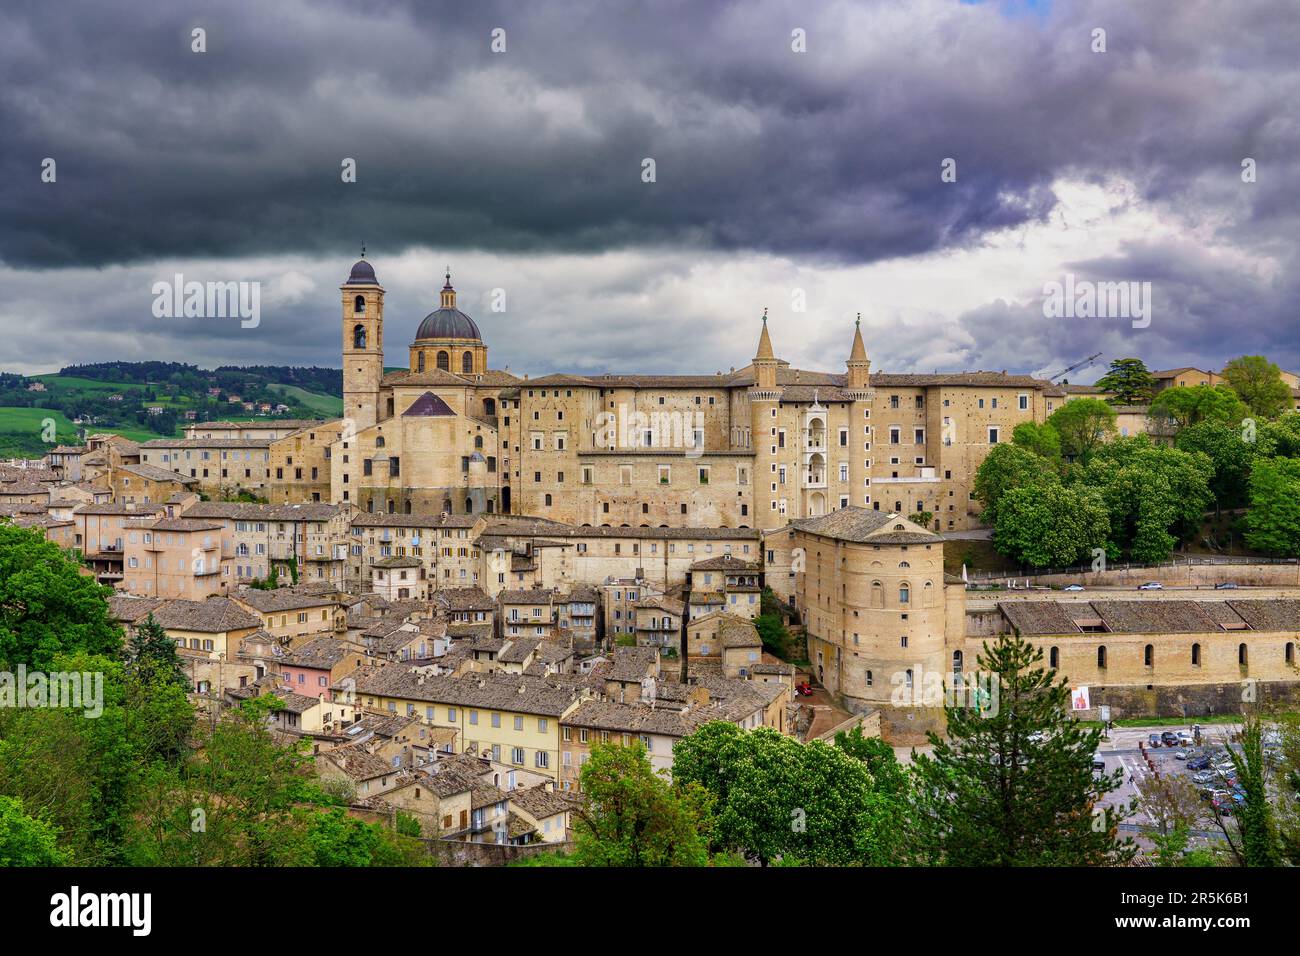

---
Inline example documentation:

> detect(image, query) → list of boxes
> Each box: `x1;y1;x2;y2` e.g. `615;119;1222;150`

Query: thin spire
755;308;775;361
849;312;868;363
360;242;366;259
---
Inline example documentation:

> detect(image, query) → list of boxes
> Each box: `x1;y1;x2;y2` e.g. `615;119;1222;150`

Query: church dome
415;307;481;342
414;270;481;341
345;258;378;285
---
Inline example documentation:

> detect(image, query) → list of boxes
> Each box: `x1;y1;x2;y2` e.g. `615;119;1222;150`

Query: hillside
0;362;342;458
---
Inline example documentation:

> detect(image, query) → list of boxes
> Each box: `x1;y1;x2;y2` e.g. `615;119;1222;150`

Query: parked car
1063;584;1086;592
1138;582;1164;590
1214;582;1239;590
1173;749;1189;760
1147;733;1162;748
1161;731;1179;746
1092;754;1107;772
1192;771;1216;785
1187;756;1211;771
1177;732;1194;746
795;683;814;697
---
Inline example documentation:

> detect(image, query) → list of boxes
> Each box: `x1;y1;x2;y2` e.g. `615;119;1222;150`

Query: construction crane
1048;352;1102;383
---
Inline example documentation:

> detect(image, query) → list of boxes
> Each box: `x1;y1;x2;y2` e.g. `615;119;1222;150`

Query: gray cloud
0;0;1297;377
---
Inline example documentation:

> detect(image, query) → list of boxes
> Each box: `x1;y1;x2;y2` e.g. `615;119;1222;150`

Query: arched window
1239;643;1248;667
1097;646;1107;669
375;436;385;448
1192;643;1201;666
353;324;366;349
387;499;394;514
366;498;374;514
1144;644;1153;667
544;494;553;506
865;670;873;687
464;497;473;514
1049;646;1059;669
404;500;412;514
899;561;911;568
437;351;450;371
870;581;884;608
1288;642;1295;665
417;352;425;372
354;295;365;314
899;583;910;604
462;351;473;374
952;650;963;690
904;668;913;689
474;435;483;449
442;498;452;514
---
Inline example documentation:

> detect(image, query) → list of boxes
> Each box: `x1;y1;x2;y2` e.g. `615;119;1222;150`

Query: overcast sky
2;0;1297;381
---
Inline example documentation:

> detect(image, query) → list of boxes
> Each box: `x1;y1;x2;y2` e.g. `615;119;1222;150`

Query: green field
0;406;174;458
269;384;343;417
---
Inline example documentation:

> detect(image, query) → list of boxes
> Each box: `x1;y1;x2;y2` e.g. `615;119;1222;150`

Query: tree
1214;717;1281;867
1174;419;1256;512
908;511;933;528
993;483;1109;568
125;613;189;691
1011;420;1061;462
1222;355;1292;420
0;525;123;670
910;630;1135;866
1244;457;1300;556
752;613;790;660
1094;358;1156;405
672;722;910;866
1084;437;1214;562
1150;384;1247;431
972;443;1058;527
0;795;70;866
571;742;712;867
1257;413;1300;458
1047;398;1116;465
834;725;909;796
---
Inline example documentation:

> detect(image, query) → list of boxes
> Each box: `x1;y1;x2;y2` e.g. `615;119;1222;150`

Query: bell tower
342;253;384;431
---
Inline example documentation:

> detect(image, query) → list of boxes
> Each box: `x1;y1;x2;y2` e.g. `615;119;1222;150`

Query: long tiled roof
354;667;581;716
150;597;262;633
999;598;1300;636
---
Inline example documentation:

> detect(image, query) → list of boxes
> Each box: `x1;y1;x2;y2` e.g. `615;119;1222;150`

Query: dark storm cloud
0;0;1296;377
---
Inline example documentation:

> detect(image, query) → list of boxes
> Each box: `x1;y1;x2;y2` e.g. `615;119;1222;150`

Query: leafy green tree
752;613;790;659
1084;437;1214;562
1094;358;1156;405
993;483;1109;568
572;742;712;867
0;525;123;670
1150;384;1247;431
0;795;70;866
125;613;190;691
834;725;909;796
1257;413;1300;458
1244;457;1300;556
1011;420;1061;462
911;630;1135;866
1047;398;1116;465
1174;419;1256;512
304;807;429;867
672;723;911;866
973;443;1058;527
1222;355;1292;419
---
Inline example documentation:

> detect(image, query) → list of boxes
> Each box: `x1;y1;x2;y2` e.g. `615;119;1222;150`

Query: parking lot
1093;722;1277;847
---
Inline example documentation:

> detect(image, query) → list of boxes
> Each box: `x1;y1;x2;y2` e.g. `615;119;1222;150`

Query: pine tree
125;613;189;690
911;630;1135;865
